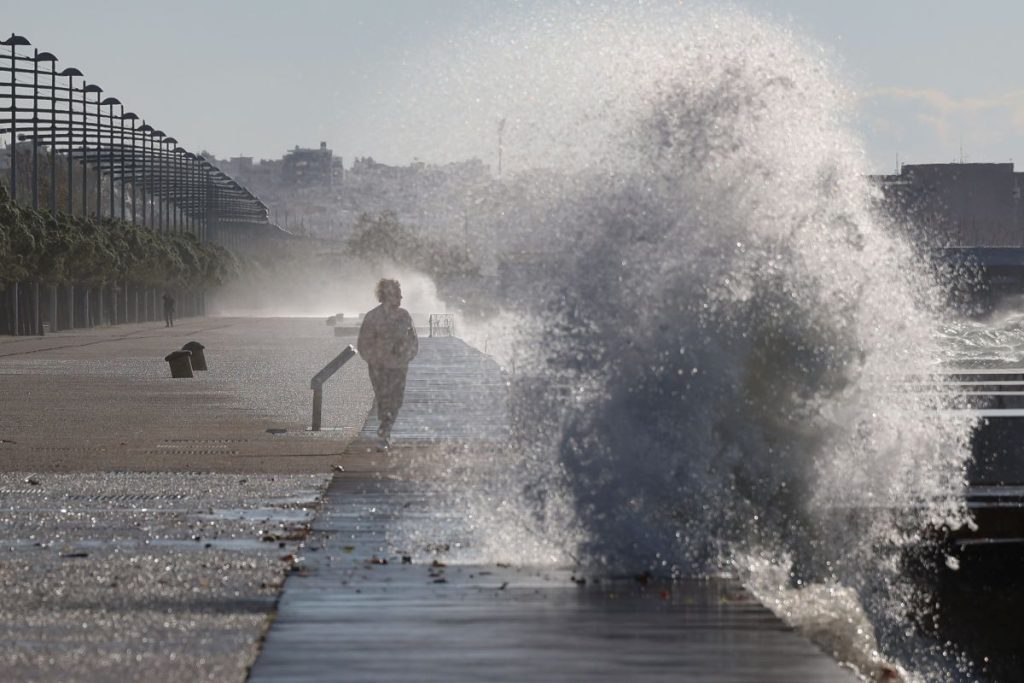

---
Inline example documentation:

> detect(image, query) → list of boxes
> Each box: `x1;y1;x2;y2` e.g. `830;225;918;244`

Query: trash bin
164;350;194;378
182;340;207;371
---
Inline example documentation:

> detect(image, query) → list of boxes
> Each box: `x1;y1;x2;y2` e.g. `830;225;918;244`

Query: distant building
283;141;334;187
874;163;1024;247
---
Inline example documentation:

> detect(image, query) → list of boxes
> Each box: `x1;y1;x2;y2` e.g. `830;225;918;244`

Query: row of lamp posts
0;32;271;336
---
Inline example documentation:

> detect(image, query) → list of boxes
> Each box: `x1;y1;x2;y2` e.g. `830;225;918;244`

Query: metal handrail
428;313;454;338
310;344;356;431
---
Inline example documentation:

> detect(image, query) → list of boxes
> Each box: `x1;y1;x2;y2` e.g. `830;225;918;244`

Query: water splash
938;297;1024;367
394;5;976;679
210;257;447;320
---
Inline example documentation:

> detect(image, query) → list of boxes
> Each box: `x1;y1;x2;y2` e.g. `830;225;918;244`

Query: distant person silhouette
357;279;418;449
162;292;176;328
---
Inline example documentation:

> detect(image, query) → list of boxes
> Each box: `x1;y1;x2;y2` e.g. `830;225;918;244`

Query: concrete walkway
0;316;374;473
249;338;857;682
360;337;508;443
0;317;379;682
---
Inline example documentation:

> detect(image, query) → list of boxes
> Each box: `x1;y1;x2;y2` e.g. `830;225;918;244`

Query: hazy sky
5;1;1024;173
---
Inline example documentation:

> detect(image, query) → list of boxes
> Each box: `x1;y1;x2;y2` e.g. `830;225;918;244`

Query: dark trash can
182;340;207;371
164;350;194;378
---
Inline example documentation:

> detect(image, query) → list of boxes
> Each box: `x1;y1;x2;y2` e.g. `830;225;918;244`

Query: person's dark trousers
367;364;409;438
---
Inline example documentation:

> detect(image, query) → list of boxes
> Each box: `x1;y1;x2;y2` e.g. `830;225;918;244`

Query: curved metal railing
309;344;356;431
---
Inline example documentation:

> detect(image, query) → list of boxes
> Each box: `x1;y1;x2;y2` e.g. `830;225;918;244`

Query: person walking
357;279;418;449
162;292;176;328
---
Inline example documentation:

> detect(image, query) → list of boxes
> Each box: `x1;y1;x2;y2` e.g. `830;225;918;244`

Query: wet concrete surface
250;474;857;683
2;319;860;681
0;317;381;681
0;472;326;682
251;336;857;682
360;337;508;442
0;317;374;473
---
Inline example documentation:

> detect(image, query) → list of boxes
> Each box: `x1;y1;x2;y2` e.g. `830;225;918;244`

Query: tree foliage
345;211;479;279
0;184;236;289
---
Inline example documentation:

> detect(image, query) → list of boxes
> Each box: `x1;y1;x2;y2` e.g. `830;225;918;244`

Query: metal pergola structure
0;33;278;335
0;32;269;237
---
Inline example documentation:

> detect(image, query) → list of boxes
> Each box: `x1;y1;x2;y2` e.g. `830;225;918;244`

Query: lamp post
122;112;138;223
184;151;195;234
29;51;56;335
2;34;30;205
173;145;186;234
117;108;128;222
59;67;82;215
164;137;179;233
138;122;153;227
54;66;82;331
100;97;120;219
30;50;41;209
100;96;121;325
82;83;102;216
41;52;60;332
36;51;59;213
152;130;165;231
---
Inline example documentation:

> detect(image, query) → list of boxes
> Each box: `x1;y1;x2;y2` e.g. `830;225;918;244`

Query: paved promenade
0;317;379;682
251;338;858;682
0;316;374;473
1;320;857;681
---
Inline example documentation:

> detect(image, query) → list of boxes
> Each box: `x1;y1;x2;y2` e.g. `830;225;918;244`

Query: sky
4;0;1024;173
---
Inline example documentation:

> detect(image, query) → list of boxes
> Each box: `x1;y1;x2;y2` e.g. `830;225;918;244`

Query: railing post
312;386;323;432
309;345;356;431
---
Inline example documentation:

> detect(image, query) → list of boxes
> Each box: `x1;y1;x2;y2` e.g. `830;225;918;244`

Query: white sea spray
391;5;976;679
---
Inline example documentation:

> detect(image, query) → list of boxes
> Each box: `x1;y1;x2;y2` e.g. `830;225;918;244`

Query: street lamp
100;96;120;219
32;51;58;210
35;51;61;212
173;145;186;233
138;122;153;226
59;67;82;215
184;151;196;234
122;112;138;223
164;137;178;232
82;83;102;216
152;130;166;231
3;34;30;203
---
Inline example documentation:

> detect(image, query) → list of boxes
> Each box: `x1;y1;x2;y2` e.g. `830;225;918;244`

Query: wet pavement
0;317;379;681
251;337;858;682
0;317;374;473
0;472;326;683
251;475;858;683
360;337;508;442
0;320;859;681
